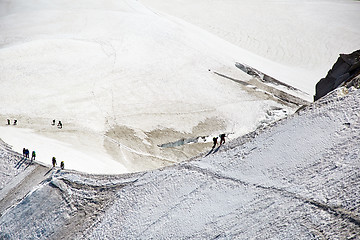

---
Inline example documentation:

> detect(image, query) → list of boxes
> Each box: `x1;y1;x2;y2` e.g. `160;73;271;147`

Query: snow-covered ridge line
178;162;360;228
0;0;359;236
88;87;360;238
0;86;359;239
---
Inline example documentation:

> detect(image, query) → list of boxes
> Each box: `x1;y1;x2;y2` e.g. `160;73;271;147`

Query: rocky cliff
315;50;360;101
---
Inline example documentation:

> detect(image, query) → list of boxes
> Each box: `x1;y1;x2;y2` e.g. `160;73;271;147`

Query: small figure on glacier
57;121;62;129
52;157;57;167
25;149;29;158
31;151;36;161
219;134;226;145
212;137;218;149
52;119;56;126
60;161;64;170
13;119;17;125
7;119;10;125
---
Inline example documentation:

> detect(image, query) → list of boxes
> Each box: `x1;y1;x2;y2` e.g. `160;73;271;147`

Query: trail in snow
85;88;360;239
179;163;360;228
0;127;129;174
103;134;178;164
0;87;359;239
0;0;304;173
0;0;359;237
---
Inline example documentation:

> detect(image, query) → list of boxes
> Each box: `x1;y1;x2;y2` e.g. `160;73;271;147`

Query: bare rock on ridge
314;49;360;101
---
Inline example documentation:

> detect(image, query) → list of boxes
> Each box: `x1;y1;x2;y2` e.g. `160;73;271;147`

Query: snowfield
0;86;359;239
140;0;360;95
1;0;360;238
0;0;316;173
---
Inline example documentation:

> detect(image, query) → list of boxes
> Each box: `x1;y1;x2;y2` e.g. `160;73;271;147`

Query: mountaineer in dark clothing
220;134;226;145
212;137;218;149
24;149;29;158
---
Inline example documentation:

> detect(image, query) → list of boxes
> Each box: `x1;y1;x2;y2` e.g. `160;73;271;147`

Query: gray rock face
314;50;360;101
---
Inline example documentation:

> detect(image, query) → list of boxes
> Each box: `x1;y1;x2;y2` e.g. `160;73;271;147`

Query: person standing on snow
60;161;64;170
25;149;29;158
31;151;36;161
7;119;10;125
52;157;57;167
212;137;218;149
57;121;62;129
220;134;226;145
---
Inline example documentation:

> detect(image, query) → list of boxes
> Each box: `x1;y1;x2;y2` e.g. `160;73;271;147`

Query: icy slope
139;0;360;95
0;87;359;239
88;88;360;239
0;0;299;173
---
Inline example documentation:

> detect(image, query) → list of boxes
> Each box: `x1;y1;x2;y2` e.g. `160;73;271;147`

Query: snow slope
139;0;360;95
0;0;301;173
0;87;359;239
87;87;360;239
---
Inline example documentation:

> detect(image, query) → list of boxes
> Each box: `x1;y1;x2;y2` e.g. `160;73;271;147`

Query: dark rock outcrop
235;62;301;92
314;50;360;101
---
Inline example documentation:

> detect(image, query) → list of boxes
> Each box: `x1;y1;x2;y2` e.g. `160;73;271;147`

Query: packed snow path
0;87;359;239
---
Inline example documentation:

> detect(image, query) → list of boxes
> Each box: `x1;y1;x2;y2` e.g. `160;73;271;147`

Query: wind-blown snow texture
0;87;359;239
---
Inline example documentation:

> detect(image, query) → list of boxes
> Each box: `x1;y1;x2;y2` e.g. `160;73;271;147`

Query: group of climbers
22;148;65;170
5;118;65;170
22;148;36;160
8;118;227;171
7;119;17;125
6;119;63;128
212;133;226;149
52;157;64;170
22;148;31;159
52;119;62;129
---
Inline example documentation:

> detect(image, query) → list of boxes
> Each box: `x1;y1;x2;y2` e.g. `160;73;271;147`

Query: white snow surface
87;88;360;239
0;0;359;237
0;127;127;174
0;86;359;239
0;0;312;174
140;0;360;95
